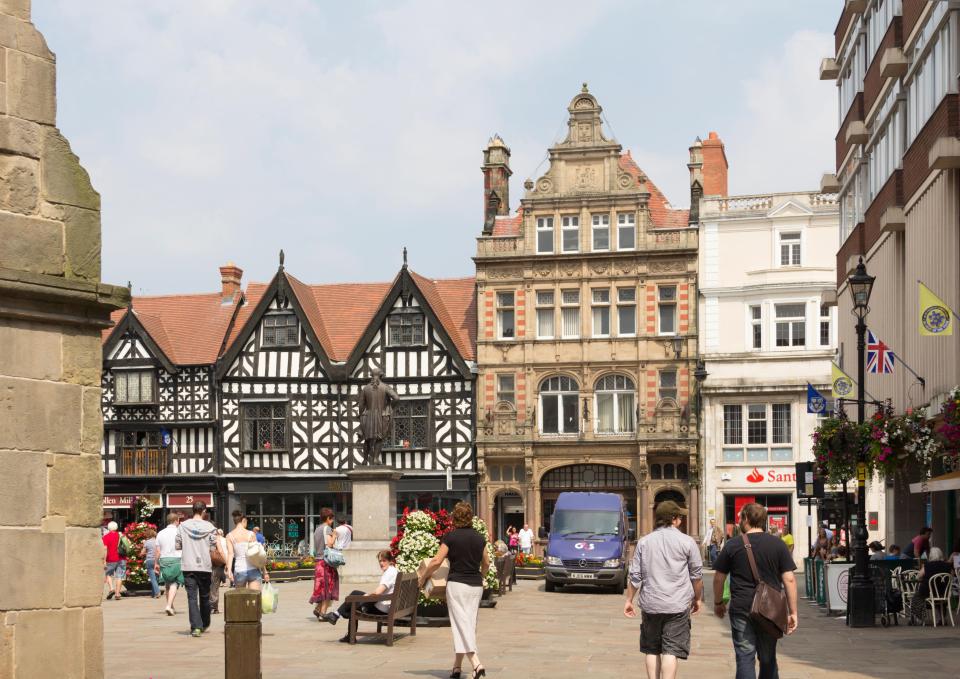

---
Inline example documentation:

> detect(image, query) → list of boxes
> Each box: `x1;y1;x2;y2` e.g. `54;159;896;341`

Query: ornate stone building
474;85;709;543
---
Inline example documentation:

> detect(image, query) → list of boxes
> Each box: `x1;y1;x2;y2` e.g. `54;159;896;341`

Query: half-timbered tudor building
100;260;477;548
215;258;476;548
100;264;245;524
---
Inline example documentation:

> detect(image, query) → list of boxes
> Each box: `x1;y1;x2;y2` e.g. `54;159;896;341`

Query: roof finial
582;82;589;93
279;249;285;271
127;281;133;309
402;246;408;269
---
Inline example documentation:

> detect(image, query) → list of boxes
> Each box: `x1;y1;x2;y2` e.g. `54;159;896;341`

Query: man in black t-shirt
712;503;797;679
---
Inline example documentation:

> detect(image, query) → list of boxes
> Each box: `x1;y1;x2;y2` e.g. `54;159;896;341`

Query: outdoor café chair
926;572;955;628
898;569;920;621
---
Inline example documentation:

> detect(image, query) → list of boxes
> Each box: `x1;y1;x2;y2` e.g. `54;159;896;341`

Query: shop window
115;369;156;405
539;376;579;435
595;374;635;433
391;399;429;448
242;402;288;452
262;312;299;348
119;431;166;476
388;311;425;346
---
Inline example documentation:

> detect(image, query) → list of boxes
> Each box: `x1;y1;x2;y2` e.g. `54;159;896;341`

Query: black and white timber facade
100;262;477;542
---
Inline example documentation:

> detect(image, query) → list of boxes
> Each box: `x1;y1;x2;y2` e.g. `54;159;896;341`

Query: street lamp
847;256;875;627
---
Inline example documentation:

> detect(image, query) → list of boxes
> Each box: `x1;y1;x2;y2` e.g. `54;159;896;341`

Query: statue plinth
340;467;403;583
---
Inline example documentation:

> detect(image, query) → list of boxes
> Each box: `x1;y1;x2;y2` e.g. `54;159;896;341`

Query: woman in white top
226;510;269;591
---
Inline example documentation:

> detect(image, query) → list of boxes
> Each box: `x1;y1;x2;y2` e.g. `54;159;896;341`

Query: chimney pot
219;263;243;304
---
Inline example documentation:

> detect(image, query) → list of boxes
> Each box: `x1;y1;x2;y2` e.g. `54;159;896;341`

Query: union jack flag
867;330;895;374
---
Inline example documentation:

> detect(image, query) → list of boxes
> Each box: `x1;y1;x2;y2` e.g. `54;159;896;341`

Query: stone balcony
700;191;839;218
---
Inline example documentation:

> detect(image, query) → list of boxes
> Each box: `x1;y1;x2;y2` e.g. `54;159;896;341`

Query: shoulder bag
246;539;267;569
742;532;789;639
323;546;346;567
210;537;226;568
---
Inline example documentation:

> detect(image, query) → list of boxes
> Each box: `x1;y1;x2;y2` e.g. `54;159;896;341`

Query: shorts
640;610;691;659
234;568;262;586
104;561;123;577
158;557;184;586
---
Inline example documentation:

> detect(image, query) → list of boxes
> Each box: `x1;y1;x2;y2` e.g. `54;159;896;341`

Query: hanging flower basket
812;415;863;485
938;386;960;460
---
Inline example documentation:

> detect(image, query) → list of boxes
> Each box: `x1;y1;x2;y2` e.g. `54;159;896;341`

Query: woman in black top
420;502;489;679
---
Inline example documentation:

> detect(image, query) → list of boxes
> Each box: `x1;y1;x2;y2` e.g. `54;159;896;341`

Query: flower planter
268;568;314;582
515;566;545;580
479;588;497;608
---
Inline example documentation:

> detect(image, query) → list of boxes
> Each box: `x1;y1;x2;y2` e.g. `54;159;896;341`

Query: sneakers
191;629;202;638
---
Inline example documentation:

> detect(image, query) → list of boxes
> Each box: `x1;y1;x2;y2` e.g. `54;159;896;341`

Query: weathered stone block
0;210;62;274
62;328;100;386
65;528;104;606
0;529;64;610
41;128;99;210
62;205;100;280
13;608;82;679
80;387;103;455
6;50;54;124
0;320;61;379
0;620;12;679
0;376;80;453
0;1;32;22
0;152;37;213
47;453;102;526
0;115;39;157
82;606;103;679
0;450;46;525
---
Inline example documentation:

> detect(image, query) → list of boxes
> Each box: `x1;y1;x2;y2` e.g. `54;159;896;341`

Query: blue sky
34;0;838;294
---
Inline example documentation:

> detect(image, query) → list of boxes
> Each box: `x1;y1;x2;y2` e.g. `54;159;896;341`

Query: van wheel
545;580;556;592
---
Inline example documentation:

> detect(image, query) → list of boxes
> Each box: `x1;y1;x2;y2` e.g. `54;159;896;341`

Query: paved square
104;578;960;678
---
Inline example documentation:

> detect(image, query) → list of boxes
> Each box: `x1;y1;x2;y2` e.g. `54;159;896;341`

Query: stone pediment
767;199;813;218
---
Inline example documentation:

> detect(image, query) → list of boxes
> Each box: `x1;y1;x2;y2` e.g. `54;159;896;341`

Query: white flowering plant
471;516;499;592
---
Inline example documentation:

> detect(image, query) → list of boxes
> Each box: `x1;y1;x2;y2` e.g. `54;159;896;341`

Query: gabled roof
222;268;477;372
619;151;690;228
102;293;243;366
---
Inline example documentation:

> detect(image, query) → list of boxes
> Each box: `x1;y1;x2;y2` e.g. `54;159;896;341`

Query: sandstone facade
0;1;127;677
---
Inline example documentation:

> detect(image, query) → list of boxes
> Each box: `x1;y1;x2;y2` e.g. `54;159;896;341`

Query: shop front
102;478;220;528
227;475;475;555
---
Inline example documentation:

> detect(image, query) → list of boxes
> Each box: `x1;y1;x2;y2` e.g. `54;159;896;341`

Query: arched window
650;464;662;480
540;376;579;434
678;463;688;480
664;463;676;479
595;374;635;433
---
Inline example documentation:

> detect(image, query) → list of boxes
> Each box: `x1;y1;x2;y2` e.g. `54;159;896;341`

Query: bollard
224;589;262;679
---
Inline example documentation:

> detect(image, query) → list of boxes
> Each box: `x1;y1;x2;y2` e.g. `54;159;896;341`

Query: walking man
704;518;724;566
176;500;219;637
518;523;534;556
713;503;798;679
156;512;183;615
624;501;703;679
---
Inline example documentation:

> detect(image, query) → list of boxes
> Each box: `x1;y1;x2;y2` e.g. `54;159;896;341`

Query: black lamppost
847;257;875;627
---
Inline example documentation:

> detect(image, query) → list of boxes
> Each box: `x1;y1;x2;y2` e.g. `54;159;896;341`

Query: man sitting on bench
324;550;398;642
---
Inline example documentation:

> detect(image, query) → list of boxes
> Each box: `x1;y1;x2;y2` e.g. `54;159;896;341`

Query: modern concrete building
697;190;856;562
474;85;707;543
823;0;960;550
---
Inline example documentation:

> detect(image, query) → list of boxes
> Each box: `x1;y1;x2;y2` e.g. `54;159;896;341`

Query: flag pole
889;351;925;390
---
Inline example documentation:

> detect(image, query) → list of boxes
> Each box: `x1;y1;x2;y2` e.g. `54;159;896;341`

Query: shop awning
909;470;960;493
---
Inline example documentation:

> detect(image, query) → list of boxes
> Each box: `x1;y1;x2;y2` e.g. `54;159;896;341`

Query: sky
34;0;839;295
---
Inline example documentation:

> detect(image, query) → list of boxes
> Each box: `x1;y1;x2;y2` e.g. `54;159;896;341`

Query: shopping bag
722;575;731;604
260;582;279;614
417;557;449;600
246;541;267;569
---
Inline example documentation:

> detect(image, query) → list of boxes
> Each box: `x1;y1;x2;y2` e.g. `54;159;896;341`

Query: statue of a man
357;367;398;466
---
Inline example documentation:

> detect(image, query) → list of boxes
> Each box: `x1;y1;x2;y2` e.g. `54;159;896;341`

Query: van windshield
552;510;620;536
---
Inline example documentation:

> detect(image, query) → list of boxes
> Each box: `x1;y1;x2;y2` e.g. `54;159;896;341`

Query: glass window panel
650;464;662;479
723;448;745;462
659;304;676;334
502;465;513;482
561;394;579;433
115;373;128;403
592;214;610;250
562;307;580;338
772;403;791;443
618;305;636;335
561;290;579;304
618;393;634;432
537;308;554;338
541;394;559;433
747;404;766;444
664;464;675;479
772;448;794;462
747;449;770;462
536;291;554;305
618;213;635;249
723;405;742;445
596;393;614;433
562;216;579;252
489;465;501;481
593;306;610;336
618;288;636;303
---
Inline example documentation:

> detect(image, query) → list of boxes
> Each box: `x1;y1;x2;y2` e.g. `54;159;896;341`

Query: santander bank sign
745;467;795;485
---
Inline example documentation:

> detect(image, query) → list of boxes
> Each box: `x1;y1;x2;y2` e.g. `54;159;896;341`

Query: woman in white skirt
420;502;489;678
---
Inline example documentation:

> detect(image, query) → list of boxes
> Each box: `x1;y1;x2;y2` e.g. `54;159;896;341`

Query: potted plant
393;508;452;619
811;414;863;486
121;521;157;590
514;552;545;579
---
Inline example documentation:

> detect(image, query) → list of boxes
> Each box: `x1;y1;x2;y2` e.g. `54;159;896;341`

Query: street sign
166;493;215;508
795;462;825;499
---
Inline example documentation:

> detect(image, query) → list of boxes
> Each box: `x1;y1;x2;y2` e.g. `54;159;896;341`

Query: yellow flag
831;363;855;399
919;282;953;336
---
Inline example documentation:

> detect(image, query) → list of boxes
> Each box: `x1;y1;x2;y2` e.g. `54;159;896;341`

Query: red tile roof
102;293;242;365
226;270;476;365
491;206;524;237
619;151;690;228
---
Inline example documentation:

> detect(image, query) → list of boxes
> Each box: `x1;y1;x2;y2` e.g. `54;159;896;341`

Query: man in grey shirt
624;500;703;679
176;500;218;637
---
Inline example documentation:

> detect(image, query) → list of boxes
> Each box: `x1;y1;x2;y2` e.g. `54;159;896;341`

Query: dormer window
114;369;156;405
263;312;298;347
388;310;425;346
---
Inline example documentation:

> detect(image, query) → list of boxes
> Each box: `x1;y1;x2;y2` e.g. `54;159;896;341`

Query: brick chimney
481;134;512;235
688;138;703;225
701;131;728;197
219;262;243;304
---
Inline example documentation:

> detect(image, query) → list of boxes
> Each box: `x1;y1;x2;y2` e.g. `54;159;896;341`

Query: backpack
118;534;134;558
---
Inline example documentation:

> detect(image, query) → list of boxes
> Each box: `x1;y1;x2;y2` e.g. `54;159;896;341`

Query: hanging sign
166;493;215;508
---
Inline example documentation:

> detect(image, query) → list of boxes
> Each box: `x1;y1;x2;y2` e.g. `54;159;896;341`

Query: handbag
742;532;789;639
246;540;267;569
210;540;226;568
323;546;345;567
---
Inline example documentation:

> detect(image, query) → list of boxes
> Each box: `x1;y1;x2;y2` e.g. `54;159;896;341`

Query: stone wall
0;1;127;677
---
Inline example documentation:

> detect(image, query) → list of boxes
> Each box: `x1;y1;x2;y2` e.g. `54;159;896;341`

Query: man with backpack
175;500;219;637
712;503;798;679
102;521;130;601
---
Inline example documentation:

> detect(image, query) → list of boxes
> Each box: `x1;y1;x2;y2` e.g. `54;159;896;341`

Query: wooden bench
497;556;514;594
345;572;419;646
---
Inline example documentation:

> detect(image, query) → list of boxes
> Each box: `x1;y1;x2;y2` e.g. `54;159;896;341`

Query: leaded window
242;403;288;452
263;313;298;347
120;431;167;475
115;369;155;404
391;399;429;448
388;311;425;346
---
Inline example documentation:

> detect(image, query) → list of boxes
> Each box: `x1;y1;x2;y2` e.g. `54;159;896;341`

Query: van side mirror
538;527;548;539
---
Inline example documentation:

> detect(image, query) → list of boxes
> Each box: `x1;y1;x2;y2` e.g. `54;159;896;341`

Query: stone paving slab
104;579;960;678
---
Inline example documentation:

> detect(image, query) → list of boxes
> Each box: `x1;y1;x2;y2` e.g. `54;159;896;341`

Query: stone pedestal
340;467;402;584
